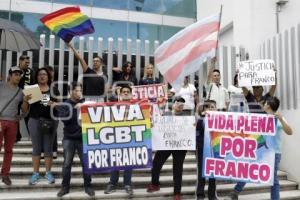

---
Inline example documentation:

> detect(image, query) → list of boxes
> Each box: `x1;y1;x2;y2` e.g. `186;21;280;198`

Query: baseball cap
173;96;185;103
9;66;23;74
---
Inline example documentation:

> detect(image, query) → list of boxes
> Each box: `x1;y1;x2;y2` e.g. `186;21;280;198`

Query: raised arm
67;43;89;73
269;69;277;96
275;113;293;135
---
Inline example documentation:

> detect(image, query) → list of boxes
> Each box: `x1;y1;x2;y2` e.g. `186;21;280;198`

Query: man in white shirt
206;68;229;111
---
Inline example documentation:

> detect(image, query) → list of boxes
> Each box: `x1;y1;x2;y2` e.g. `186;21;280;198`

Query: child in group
196;100;218;200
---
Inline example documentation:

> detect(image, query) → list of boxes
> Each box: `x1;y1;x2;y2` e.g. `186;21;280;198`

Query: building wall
197;0;300;59
280;109;300;184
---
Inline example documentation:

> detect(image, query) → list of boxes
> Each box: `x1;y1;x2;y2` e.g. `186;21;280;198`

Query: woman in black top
113;61;138;86
139;63;160;85
28;68;60;185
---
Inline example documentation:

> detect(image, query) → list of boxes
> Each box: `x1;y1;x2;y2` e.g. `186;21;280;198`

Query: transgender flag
155;13;220;90
40;6;95;43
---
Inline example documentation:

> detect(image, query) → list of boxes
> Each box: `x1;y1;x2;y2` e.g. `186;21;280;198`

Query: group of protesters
0;43;293;200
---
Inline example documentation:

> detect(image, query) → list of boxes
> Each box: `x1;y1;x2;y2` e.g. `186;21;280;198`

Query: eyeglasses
38;73;48;76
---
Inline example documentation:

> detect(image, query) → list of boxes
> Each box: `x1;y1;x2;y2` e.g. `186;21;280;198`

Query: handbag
38;117;55;134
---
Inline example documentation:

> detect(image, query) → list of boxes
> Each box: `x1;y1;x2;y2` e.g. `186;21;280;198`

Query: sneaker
85;187;95;197
228;191;239;200
146;184;160;193
173;194;181;200
57;187;69;197
104;184;116;194
45;171;55;184
125;185;133;196
29;172;40;185
2;176;12;186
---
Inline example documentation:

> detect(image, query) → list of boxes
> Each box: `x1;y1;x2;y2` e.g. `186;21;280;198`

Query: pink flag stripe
155;22;219;64
164;40;217;83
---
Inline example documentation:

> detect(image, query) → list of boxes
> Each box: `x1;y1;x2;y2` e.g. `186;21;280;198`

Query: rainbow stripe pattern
81;101;152;173
40;6;94;43
210;131;267;158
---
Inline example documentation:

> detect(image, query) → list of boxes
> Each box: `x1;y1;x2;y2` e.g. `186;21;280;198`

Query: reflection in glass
53;0;91;6
92;0;129;10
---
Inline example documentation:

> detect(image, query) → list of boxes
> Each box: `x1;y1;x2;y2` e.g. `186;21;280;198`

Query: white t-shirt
170;84;196;110
206;82;229;110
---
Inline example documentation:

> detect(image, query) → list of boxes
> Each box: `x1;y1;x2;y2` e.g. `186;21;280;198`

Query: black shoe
209;196;219;200
2;176;12;186
104;184;116;194
57;187;69;197
85;187;95;197
125;185;133;196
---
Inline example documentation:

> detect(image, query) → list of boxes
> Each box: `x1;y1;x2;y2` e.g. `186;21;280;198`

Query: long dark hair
35;67;52;86
122;61;134;75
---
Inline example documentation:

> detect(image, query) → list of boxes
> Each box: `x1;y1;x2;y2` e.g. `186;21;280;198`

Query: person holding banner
196;100;218;200
147;96;188;200
139;63;160;85
54;82;95;197
104;85;134;197
228;96;293;200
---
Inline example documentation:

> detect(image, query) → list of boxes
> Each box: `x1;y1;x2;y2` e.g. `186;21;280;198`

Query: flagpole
214;5;223;65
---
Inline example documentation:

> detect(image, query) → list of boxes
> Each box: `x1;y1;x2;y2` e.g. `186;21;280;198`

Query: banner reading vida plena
203;111;277;184
81;101;152;173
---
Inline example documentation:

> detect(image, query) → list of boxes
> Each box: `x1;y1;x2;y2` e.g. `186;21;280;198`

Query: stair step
0;171;289;191
0;155;197;165
0;181;298;200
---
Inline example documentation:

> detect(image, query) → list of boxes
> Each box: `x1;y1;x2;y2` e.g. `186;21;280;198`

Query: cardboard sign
131;84;167;106
238;59;276;87
152;115;196;150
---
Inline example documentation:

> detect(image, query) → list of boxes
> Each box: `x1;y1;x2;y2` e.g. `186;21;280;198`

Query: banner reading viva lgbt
81;102;152;173
203;111;277;184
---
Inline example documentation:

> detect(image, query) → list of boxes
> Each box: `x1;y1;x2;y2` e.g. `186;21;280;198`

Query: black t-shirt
113;71;138;86
29;87;60;119
18;68;35;89
139;78;160;85
246;92;271;113
83;68;105;96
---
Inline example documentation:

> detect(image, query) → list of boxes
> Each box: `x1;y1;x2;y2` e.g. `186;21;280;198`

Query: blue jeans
61;139;91;189
234;153;281;200
110;169;132;186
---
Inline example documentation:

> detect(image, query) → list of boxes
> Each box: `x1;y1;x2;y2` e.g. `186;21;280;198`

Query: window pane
162;0;196;18
128;0;162;14
92;0;129;10
53;0;91;6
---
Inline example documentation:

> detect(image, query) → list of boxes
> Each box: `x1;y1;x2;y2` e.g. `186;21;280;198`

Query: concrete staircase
0;141;300;200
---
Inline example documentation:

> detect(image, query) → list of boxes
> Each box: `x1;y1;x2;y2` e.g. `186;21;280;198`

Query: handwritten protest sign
81;102;152;173
237;59;276;87
152;115;196;150
131;84;167;106
203;111;277;184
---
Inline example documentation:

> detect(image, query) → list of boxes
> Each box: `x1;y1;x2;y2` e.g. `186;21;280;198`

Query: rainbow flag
40;6;95;43
210;131;267;158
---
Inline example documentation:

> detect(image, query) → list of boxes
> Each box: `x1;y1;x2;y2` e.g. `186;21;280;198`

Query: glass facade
0;0;195;52
48;0;196;18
